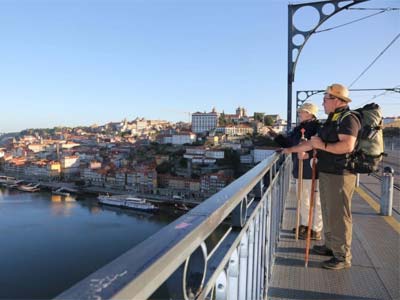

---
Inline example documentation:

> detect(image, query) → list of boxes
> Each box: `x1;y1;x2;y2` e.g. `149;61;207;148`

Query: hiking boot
292;225;307;234
322;257;351;270
312;245;333;256
299;230;322;241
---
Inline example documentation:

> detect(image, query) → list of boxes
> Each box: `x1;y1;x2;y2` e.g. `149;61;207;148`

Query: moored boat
97;195;158;212
0;177;23;188
17;184;40;192
52;188;71;196
174;203;190;212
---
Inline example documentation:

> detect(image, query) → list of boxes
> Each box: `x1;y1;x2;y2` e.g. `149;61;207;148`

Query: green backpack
339;103;385;174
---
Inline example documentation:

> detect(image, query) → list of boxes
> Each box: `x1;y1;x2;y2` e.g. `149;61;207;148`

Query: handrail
57;152;290;300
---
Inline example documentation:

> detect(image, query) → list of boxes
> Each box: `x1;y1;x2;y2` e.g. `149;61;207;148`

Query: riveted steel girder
287;0;368;131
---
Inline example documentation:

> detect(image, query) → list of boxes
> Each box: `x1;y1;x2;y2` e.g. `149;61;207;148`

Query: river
0;187;179;299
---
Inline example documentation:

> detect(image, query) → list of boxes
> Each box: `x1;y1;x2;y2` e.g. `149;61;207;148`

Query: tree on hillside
254;112;265;122
219;112;227;126
264;116;274;126
156;161;172;174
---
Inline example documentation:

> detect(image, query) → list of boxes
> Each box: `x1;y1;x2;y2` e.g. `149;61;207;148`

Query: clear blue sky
0;0;399;132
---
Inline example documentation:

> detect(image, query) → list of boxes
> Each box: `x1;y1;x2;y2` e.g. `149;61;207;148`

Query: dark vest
317;107;354;175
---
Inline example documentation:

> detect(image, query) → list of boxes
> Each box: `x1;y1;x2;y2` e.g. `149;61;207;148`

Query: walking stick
305;149;317;267
295;128;306;240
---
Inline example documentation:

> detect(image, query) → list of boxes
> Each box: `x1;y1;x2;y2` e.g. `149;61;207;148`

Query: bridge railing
57;153;292;300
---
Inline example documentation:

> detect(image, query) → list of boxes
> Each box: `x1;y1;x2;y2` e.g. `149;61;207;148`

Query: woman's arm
282;140;313;154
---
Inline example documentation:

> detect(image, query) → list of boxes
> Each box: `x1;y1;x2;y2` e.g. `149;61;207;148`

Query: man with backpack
283;83;361;270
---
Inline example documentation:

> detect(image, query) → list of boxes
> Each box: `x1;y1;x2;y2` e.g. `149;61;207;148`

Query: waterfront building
61;156;80;180
3;158;26;177
126;166;157;193
200;172;232;197
24;160;61;180
115;170;127;188
81;168;105;187
158;174;201;197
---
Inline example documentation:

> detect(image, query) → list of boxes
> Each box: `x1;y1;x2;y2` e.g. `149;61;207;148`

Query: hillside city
0;107;398;201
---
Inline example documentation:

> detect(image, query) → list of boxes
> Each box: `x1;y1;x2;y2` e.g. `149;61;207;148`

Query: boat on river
17;183;40;192
97;195;159;212
0;176;23;187
174;203;190;212
52;188;71;196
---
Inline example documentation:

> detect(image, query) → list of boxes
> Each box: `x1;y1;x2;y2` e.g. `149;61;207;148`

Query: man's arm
310;134;357;154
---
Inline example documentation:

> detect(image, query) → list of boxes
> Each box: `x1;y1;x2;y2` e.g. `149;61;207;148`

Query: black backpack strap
336;110;359;132
336;110;362;159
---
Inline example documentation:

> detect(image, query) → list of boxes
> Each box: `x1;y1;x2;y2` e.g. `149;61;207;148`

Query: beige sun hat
298;102;318;117
326;83;352;102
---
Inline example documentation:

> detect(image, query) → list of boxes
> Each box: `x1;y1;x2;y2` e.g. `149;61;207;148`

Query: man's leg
321;173;356;269
330;173;356;263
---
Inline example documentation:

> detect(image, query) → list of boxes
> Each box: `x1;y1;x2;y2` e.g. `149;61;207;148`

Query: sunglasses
323;93;336;102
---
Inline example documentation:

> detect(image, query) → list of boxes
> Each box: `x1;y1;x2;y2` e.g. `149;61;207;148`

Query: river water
0;187;179;299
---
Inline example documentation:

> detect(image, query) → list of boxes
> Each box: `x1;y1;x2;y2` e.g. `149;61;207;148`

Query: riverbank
0;173;201;207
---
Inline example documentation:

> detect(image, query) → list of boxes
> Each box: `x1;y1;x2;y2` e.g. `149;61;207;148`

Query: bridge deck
268;176;400;300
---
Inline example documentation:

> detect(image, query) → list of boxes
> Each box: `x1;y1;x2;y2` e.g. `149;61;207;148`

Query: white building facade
191;110;219;134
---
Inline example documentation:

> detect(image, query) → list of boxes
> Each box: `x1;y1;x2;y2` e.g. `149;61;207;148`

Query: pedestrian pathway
359;173;399;219
267;178;400;300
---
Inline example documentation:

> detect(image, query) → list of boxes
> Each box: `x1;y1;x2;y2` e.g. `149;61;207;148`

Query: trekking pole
305;149;317;267
295;128;306;240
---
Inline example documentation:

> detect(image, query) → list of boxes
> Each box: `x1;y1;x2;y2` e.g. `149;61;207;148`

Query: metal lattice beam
296;87;400;108
287;0;368;131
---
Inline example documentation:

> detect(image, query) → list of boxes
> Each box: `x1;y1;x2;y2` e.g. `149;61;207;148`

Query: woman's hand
268;127;279;137
297;152;309;160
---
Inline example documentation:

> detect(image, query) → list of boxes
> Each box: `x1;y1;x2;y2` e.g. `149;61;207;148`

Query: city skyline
1;0;399;132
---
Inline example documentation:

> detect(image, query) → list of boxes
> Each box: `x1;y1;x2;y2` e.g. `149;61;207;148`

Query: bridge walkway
268;176;400;300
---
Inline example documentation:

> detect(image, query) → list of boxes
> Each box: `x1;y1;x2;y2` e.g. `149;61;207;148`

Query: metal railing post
238;233;248;300
228;249;239;300
246;222;254;300
380;167;394;216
